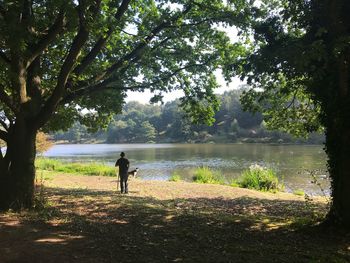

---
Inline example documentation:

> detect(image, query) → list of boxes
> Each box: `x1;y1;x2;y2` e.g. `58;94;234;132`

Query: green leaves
180;74;220;125
0;0;254;134
240;74;323;137
229;0;329;137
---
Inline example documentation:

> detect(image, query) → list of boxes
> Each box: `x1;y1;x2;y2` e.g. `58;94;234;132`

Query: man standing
115;152;130;194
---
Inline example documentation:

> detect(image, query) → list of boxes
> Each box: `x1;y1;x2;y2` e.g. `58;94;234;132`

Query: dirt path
0;174;349;263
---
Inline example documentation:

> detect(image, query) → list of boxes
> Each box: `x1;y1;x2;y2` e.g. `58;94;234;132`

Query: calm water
43;143;329;195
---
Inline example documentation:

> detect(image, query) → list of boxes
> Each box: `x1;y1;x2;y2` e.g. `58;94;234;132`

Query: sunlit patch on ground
0;174;348;263
36;235;84;243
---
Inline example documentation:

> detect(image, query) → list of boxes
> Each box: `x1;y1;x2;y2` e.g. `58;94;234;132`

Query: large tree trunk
325;121;350;228
0;119;37;210
319;0;350;228
323;52;350;228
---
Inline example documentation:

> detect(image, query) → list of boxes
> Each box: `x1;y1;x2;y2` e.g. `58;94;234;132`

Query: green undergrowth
36;159;284;193
192;167;225;184
235;164;283;192
169;172;182;182
191;165;284;193
293;189;305;196
36;158;116;177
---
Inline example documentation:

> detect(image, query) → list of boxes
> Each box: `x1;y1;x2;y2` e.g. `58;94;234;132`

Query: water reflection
44;143;328;195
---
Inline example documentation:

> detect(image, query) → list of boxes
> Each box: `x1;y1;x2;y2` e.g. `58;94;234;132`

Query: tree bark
0;119;37;210
323;50;350;228
325;120;350;228
314;0;350;229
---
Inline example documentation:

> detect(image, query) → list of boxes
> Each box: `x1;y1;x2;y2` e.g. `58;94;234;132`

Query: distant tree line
52;89;324;144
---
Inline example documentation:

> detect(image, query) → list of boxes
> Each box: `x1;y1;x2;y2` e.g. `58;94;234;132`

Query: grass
169;172;182;182
230;180;240;187
36;159;286;194
236;164;283;192
36;158;116;177
192;166;225;184
293;189;305;196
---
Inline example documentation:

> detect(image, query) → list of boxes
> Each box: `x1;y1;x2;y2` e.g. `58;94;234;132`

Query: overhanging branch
73;0;131;76
0;4;6;18
53;4;206;108
0;51;10;64
285;90;298;110
61;61;210;104
26;11;65;68
92;5;193;82
0;129;8;142
93;22;171;83
0;85;17;114
0;119;8;131
35;5;89;128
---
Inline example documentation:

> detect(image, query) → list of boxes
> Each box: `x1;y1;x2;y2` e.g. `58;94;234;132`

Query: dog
128;168;139;178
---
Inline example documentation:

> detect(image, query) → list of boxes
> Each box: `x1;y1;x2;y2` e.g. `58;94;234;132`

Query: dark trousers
120;173;129;193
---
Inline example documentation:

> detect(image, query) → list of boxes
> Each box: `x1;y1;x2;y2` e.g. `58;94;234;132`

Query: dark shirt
115;157;130;175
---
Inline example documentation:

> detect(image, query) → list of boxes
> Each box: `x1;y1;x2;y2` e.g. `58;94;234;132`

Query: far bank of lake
43;143;328;195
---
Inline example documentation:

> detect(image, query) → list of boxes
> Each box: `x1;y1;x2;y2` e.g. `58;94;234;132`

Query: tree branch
0;4;6;18
35;6;89;128
61;5;195;105
61;62;210;103
0;119;8;131
21;0;32;22
72;0;131;76
122;62;211;91
26;11;65;68
0;51;10;64
0;129;8;142
285;90;298;110
114;0;131;21
0;85;18;114
94;22;171;82
92;5;193;82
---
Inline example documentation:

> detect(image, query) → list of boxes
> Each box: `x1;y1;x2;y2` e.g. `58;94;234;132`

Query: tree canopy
0;0;252;209
1;0;349;228
229;0;350;227
53;90;324;144
0;0;250;135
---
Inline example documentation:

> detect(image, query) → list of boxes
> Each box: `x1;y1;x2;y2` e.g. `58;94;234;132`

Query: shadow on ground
0;187;349;263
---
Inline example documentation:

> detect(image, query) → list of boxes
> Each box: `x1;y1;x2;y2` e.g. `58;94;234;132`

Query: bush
229;180;240;187
36;158;116;177
237;164;282;192
169;172;182;182
192;167;224;184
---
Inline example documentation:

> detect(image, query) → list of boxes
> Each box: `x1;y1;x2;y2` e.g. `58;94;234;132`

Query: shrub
192;167;224;184
169;172;182;182
229;180;240;187
237;164;282;192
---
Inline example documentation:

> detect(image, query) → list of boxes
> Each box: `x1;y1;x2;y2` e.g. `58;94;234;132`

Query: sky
125;19;245;104
125;72;244;104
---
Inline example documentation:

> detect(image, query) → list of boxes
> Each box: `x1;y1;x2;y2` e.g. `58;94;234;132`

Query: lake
43;143;329;195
